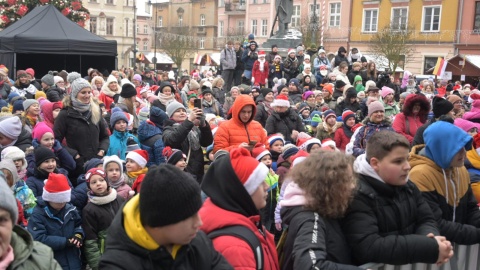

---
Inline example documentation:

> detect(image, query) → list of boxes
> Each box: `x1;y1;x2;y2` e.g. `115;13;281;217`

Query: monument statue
274;0;293;37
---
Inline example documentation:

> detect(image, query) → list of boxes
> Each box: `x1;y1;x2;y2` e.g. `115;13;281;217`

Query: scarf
259;59;266;72
72;97;91;113
126;167;148;180
0;245;14;270
101;86;118;97
262;101;273;116
26;114;37;127
109;174;126;189
158;93;174;106
343;124;354;138
88;188;118;205
322;121;340;134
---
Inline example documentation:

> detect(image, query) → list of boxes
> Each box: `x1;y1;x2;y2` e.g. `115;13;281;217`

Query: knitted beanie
251;144;270;161
32;122;54;141
432;96;454;118
189;80;200;90
342;110;355;122
282;144;299;159
368;101;385;117
110;107;128;128
133;74;142;82
163;146;186;165
42;173;71;203
139;164;202;226
267;134;285;147
84;158;103;172
138;107;150;122
0;179;18;225
166;101;186;118
25;68;35;77
35;146;56;167
229;148;269;195
126;149;149;168
271;95;290;107
261;88;273;98
41;74;54;86
1;146;27;170
85;168;107;190
323;109;336;121
54;76;64;85
103;155;124;175
35;91;47;100
149;106;168;127
322;83;333;95
454;118;480;133
70;78;91;99
7;93;19;104
381;86;394;98
335;80;346;89
121;83;137;99
302;91;314;101
0;116;22;140
23;99;39;112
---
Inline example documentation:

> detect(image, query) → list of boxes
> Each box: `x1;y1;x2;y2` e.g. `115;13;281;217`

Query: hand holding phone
248;140;257;146
193;98;202;109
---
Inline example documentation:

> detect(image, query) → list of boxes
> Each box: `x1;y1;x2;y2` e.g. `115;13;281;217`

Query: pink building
455;0;480;55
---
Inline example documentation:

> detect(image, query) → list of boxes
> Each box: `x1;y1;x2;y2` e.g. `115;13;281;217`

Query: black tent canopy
0;4;117;78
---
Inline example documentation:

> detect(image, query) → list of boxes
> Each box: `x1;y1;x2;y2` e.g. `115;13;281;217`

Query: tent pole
13;53;17;80
79;55;82;76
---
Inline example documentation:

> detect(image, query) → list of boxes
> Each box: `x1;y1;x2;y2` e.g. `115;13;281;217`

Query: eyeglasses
453;101;463;105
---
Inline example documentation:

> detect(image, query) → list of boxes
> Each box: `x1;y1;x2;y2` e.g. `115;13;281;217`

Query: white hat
54;76;64;85
288;48;296;55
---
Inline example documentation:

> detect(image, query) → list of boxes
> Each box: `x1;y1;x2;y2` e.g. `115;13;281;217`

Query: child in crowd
316;109;342;142
297;136;322;153
26;146;63;197
276;144;298;184
82;168;124;270
343;131;453;265
163;146;187;170
1;145;28;180
103;155;133;201
298;103;312;127
0;115;32;152
268;134;285;172
107;107;140;160
27;172;84;270
125;149;149;187
252;144;279;234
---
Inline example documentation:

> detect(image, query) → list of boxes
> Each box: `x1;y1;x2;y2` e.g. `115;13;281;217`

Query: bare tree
158;26;197;70
367;24;416;72
216;28;247;49
297;17;320;46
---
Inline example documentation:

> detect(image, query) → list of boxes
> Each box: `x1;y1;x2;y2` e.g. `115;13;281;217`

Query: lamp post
153;1;158;69
133;0;137;70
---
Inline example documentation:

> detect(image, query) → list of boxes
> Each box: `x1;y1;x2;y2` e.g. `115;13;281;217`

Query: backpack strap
208;225;264;270
405;117;410;136
143;134;162;148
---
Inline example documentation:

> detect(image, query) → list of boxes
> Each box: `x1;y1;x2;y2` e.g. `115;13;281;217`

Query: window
106;0;113;4
423;56;439;74
200;14;205;26
238;20;245;34
251;20;257;36
329;3;341;27
309;4;320;19
261;19;268;36
363;9;378;32
291;5;300;28
143;41;148;50
475;2;480;31
178;15;183;26
422;6;440;32
144;24;148;34
124;18;128;36
252;0;257;4
136;24;139;35
145;2;150;13
158;16;163;27
219;0;224;7
199;37;205;49
391;7;408;30
90;0;97;3
200;1;206;8
219;21;224;37
106;18;114;35
90;17;97;34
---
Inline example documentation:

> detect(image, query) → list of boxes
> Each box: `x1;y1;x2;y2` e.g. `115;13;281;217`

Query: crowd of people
1;39;480;270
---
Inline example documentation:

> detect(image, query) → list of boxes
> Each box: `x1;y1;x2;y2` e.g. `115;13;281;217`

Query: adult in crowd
333;46;348;68
287;79;303;104
117;82;139;131
266;95;305;143
0;179;62;269
212;77;226;105
11;70;36;99
45;76;65;102
99;75;120;113
362;62;378;84
266;44;279;64
412;96;454;146
223;86;239;115
0;69;11;99
220;40;236;94
54;77;110;166
352;101;394;157
335;87;360;116
393;94;430;144
313;49;331;84
283;49;300;81
234;41;245;86
201;87;224;118
241;41;259;83
162;101;213;182
25;68;42;90
214;95;268;153
254;88;274;127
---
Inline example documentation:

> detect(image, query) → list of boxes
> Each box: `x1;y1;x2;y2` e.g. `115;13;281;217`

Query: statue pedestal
262;36;302;50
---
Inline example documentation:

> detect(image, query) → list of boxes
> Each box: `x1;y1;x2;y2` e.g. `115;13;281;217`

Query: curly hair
288;151;356;219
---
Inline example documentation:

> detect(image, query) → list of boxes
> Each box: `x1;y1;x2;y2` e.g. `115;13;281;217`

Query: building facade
455;0;480;55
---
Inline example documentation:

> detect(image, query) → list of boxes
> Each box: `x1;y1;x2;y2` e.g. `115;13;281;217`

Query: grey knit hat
0;176;18;225
166;101;186;118
23;99;39;112
70;78;92;99
41;74;54;86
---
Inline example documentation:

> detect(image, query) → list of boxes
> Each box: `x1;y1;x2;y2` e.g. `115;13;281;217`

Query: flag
433;57;447;77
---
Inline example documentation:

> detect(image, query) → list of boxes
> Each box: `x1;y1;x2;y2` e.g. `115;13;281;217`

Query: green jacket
84;230;108;270
8;225;61;270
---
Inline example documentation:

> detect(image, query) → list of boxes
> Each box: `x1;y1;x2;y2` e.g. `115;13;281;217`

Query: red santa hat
291;150;309;167
299;138;321;151
321;138;337;149
271;94;290;108
230;148;269;195
126;149;149;168
251;143;271;161
258;51;266;57
42;173;71;203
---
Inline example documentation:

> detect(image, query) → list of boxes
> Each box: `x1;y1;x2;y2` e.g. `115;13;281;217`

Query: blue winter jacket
137;120;166;167
27;199;84;270
107;130;140;160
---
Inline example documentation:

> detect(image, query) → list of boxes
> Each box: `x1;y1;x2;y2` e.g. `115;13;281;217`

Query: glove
53;140;62;152
66;234;83;248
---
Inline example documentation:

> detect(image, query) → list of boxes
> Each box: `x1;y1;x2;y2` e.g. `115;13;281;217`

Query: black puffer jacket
99;204;233;270
0;83;11;99
341;173;440;265
162;119;213;181
281;206;361;270
45;86;65;102
265;108;305;143
54;105;110;162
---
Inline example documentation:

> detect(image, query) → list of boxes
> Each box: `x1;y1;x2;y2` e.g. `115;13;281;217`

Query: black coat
0;83;11;99
341;174;440;265
265;109;305;143
46;86;65;102
281;206;361;270
254;102;271;127
162;119;213;181
335;101;360;116
99;206;233;270
54;106;110;162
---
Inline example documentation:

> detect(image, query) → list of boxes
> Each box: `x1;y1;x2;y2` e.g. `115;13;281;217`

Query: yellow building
349;0;458;75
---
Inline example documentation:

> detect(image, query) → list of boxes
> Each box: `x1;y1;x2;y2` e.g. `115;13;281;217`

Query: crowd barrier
360;244;480;270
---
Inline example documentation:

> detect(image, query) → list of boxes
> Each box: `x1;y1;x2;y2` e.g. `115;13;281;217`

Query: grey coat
220;47;237;70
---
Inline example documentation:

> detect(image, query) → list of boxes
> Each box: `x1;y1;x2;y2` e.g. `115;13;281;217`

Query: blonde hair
62;95;102;125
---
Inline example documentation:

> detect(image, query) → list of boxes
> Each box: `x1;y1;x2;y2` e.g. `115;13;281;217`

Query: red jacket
392;94;430;144
252;60;269;86
98;92;115;113
334;127;350;151
200;198;279;270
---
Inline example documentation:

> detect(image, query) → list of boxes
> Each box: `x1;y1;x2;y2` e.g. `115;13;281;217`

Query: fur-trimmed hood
402;94;430;122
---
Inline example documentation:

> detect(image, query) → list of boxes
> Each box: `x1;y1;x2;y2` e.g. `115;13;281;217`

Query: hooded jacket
342;154;440;265
466;149;480;203
107;130;140;160
200;153;279;270
280;183;360;270
335;88;360;116
352;118;393;157
409;122;480;245
265;108;305;143
137;118;166;167
8;225;62;270
99;195;232;269
99;75;120;113
241;42;258;70
214;95;268;153
392;94;430;144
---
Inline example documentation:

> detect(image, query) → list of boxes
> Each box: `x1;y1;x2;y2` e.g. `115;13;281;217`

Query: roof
145;52;174;64
363;54;404;72
0;5;117;56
